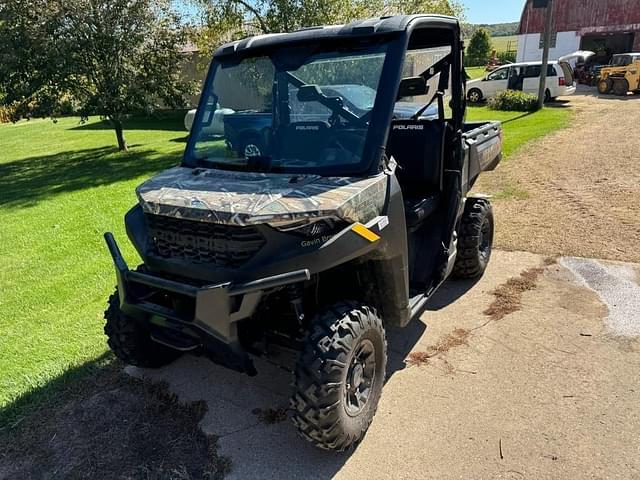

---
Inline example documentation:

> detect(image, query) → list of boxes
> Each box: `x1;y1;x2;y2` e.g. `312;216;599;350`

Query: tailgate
559;61;575;85
463;121;502;177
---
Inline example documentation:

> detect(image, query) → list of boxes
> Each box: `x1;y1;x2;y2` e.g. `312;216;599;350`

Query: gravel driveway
476;87;640;263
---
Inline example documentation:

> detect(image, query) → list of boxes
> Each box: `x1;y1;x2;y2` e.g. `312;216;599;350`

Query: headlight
275;217;346;238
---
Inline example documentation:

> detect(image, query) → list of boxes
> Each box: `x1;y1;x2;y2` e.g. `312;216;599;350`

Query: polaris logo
296;125;320;131
393;124;424;130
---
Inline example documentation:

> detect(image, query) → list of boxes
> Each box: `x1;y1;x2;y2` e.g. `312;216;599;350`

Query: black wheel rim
344;339;376;416
244;143;261;157
479;216;492;260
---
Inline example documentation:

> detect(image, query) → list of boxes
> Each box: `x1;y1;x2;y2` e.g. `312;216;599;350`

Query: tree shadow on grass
70;111;189;132
0;146;181;209
500;111;535;124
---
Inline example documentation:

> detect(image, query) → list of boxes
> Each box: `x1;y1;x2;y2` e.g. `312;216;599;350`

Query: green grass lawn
0;104;571;425
466;66;487;79
492;35;518;54
466;105;571;159
0;114;186;423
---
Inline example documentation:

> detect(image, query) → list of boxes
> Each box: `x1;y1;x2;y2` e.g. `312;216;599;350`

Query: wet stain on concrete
561;257;640;337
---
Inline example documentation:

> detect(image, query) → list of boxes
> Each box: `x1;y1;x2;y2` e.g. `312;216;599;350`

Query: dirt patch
407;351;432;367
483;267;544;321
407;328;470;367
0;360;231;480
475;90;640;263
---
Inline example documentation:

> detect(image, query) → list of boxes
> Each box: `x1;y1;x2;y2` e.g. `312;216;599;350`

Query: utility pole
537;0;554;109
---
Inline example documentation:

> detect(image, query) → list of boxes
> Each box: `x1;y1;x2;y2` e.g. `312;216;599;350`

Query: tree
189;0;465;55
466;28;492;67
0;0;193;151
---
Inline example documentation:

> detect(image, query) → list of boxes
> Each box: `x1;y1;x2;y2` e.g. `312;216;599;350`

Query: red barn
517;0;640;63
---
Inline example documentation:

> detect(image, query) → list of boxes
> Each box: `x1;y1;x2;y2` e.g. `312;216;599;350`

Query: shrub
497;51;516;63
0;103;17;123
487;90;539;112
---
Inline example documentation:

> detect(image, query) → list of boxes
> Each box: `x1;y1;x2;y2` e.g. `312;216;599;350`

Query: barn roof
518;0;640;35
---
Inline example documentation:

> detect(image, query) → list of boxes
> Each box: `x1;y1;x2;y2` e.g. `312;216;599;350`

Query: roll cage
183;15;465;177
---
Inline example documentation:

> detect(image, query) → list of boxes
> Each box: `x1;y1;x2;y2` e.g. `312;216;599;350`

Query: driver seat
386;119;446;229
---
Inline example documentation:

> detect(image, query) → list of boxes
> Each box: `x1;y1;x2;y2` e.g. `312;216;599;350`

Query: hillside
462;22;519;39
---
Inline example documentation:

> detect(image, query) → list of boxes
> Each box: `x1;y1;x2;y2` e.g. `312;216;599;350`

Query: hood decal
136;167;387;226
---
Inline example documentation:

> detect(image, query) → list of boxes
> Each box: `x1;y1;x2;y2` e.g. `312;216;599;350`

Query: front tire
290;302;386;451
453;198;494;279
240;135;264;158
104;291;181;368
598;78;612;94
467;88;483;104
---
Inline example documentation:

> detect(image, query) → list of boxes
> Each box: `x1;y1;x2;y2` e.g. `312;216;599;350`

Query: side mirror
397;76;429;100
297;85;323;102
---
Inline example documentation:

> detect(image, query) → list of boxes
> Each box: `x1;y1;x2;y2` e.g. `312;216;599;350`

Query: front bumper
104;232;310;374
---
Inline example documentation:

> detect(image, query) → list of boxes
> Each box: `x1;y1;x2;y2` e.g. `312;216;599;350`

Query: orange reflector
352;223;380;242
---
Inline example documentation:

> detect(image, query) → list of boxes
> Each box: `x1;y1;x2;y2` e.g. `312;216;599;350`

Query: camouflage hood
136;166;387;227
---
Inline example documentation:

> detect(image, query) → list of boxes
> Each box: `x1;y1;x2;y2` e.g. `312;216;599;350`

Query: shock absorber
287;284;305;326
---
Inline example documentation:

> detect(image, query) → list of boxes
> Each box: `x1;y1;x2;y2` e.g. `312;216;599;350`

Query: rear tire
104;291;181;368
544;89;552;103
598;78;612;94
453;198;494;279
612;79;629;96
290;302;386;451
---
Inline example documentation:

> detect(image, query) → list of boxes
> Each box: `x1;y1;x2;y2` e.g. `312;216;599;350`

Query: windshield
186;44;389;174
611;55;633;66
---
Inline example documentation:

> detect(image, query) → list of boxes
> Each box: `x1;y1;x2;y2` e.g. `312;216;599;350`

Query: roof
518;0;640;35
510;61;559;66
213;14;459;58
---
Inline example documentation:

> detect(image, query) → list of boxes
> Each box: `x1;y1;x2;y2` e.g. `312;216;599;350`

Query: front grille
145;214;266;267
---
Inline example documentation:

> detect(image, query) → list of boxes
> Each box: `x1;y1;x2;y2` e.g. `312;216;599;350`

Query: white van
467;61;576;103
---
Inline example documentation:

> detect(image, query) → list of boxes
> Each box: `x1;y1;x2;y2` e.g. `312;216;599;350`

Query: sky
463;0;526;24
173;1;528;26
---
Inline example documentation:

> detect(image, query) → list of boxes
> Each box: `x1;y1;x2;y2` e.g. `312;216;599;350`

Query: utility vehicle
597;53;640;95
103;14;502;451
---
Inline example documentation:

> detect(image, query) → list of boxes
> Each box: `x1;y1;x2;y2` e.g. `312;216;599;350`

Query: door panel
483;67;509;96
522;64;557;94
507;66;524;91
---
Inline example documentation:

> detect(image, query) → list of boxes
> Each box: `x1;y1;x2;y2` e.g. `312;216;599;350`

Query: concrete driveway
130;250;640;479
